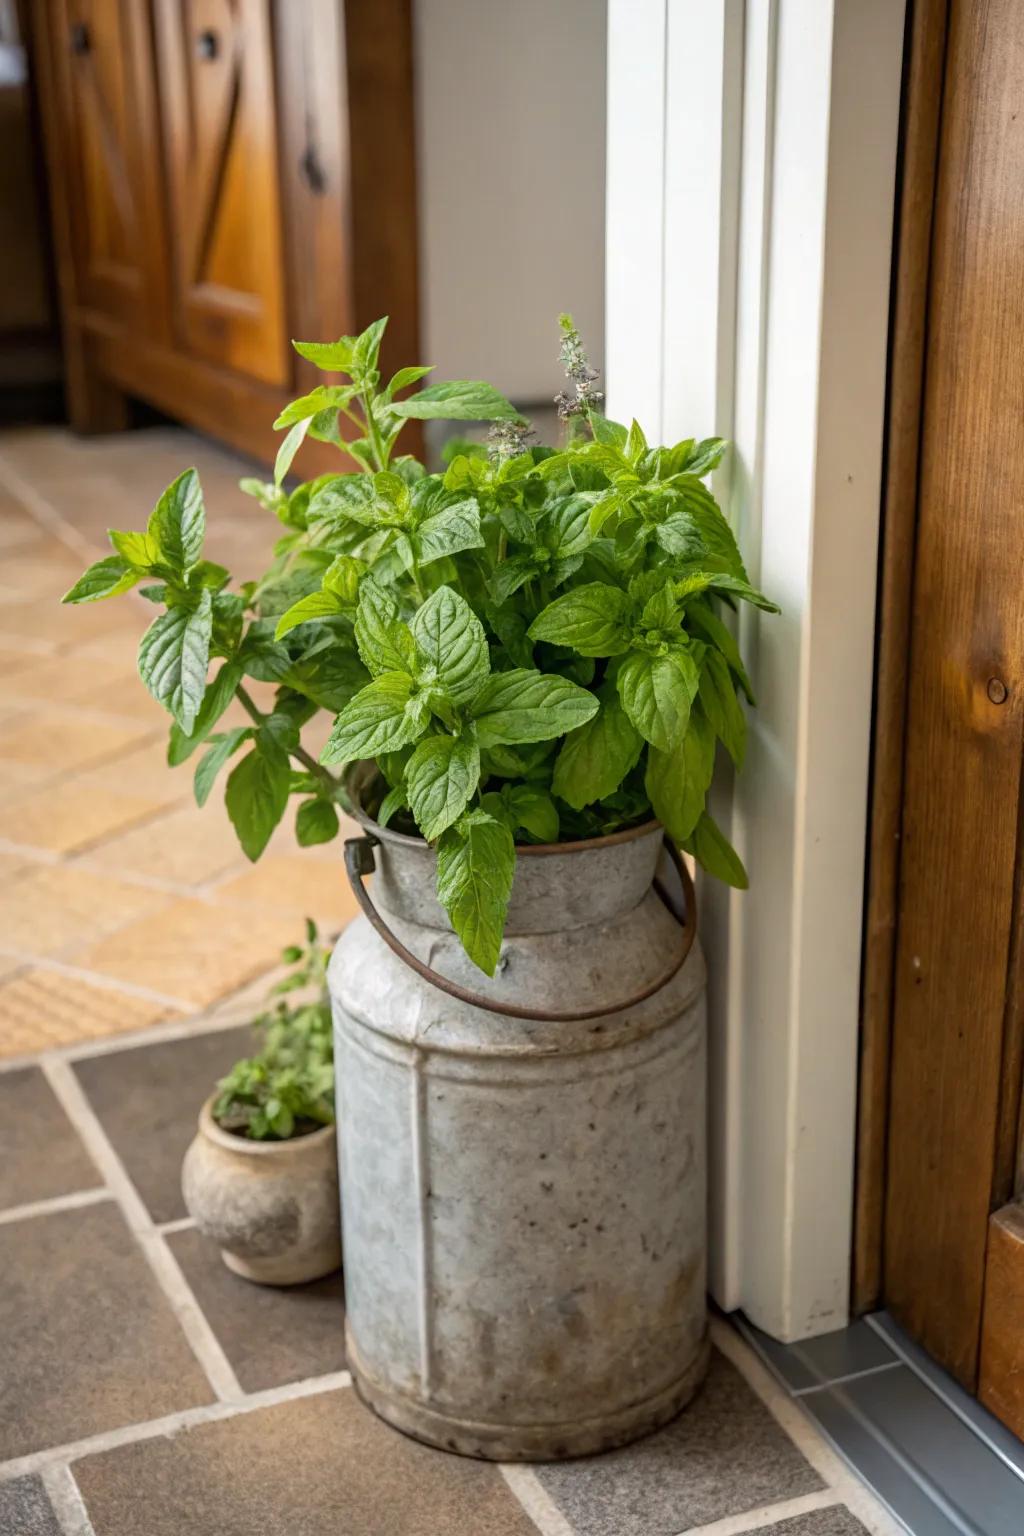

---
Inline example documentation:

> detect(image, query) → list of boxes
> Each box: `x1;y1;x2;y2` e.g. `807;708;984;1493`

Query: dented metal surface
329;820;708;1459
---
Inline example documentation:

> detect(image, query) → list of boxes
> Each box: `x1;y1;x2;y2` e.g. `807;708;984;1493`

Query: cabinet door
153;0;289;387
49;0;169;333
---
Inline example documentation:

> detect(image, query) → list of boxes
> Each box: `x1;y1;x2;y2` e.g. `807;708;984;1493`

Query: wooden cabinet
27;0;419;468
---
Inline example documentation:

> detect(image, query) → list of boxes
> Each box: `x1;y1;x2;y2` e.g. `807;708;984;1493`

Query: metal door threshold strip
734;1310;1024;1536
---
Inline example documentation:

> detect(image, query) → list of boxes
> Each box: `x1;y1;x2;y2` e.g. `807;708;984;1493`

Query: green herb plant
63;314;777;976
213;920;334;1141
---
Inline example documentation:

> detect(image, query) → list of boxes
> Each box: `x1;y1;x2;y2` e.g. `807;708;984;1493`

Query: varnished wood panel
45;0;169;334
978;1203;1024;1436
854;0;950;1316
153;0;288;386
883;0;1024;1389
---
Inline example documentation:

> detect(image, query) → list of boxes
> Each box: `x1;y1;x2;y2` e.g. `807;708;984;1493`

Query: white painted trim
606;0;905;1337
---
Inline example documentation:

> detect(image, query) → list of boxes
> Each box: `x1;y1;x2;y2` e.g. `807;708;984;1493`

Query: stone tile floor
0;427;904;1534
0;426;360;1060
0;1014;904;1536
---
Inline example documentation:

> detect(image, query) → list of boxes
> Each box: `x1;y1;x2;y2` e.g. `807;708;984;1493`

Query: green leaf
685;602;755;703
292;335;357;372
62;556;138;604
108;529;160;569
295;798;340;847
682;437;728;477
168;662;243;765
528;583;633;657
410;586;489;705
378;784;409;826
552;686;643;808
405;733;481;841
274;419;311;487
626;419;648;462
436;809;515;975
686;811;748;889
470;668;599;748
322;555;366;603
352;316;388;378
188;560;230;591
699;650;747;769
384;364;434;399
415;499;484;565
274;385;356;429
491;555;536;605
589;413;629;449
275;590;346;639
388;380;520;421
704;573;780;612
506;785;559;843
147;469;205;571
616;646;700;752
644;709;715;842
137;589;213;732
225;739;292;860
354;583;417;676
655;480;747;577
320;674;424;765
194;726;252;807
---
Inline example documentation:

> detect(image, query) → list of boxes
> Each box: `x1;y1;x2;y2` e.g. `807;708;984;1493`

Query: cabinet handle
196;29;219;60
69;22;90;54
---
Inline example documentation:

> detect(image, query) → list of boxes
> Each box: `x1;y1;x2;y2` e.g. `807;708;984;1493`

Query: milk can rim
345;762;661;857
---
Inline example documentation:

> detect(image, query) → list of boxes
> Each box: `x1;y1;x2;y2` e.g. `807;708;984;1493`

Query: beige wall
412;0;606;408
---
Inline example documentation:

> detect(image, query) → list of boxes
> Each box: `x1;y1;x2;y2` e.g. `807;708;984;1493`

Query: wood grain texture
978;1203;1024;1436
883;0;1024;1389
153;0;289;387
854;0;950;1317
27;0;420;466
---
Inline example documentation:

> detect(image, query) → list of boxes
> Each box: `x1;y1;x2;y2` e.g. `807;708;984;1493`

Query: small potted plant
182;923;342;1285
65;314;776;1455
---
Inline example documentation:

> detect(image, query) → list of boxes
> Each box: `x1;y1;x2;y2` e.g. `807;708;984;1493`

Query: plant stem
360;390;389;472
235;683;341;794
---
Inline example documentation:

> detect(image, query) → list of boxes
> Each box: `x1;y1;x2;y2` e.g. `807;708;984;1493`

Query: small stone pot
182;1097;342;1285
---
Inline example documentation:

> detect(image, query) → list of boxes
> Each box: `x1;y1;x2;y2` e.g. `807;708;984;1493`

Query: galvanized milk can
330;793;708;1460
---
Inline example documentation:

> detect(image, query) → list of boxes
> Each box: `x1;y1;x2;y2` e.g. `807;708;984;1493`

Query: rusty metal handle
343;833;697;1022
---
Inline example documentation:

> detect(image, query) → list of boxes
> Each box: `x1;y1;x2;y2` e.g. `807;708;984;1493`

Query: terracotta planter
182;1096;341;1285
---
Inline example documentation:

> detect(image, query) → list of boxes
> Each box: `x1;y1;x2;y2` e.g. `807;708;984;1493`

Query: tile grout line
710;1319;909;1536
0;963;286;1074
0;1369;353;1484
0;950;193;1011
499;1466;577;1536
39;1463;96;1536
157;1215;197;1236
666;1488;844;1536
0;451;108;565
0;1187;111;1228
41;1057;244;1404
792;1360;904;1397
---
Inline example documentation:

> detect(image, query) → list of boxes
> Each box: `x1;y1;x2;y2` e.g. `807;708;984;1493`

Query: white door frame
606;0;906;1339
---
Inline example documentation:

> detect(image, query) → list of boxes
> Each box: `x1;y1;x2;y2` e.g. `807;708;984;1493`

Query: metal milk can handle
343;833;697;1022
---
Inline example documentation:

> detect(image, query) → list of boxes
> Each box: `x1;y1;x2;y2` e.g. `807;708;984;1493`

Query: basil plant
63;315;776;975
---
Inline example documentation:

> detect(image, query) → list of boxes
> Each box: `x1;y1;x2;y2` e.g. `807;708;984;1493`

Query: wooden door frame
853;0;951;1317
855;0;1024;1425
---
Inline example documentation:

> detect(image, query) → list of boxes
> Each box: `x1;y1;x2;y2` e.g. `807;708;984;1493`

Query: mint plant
214;921;334;1141
64;314;776;975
